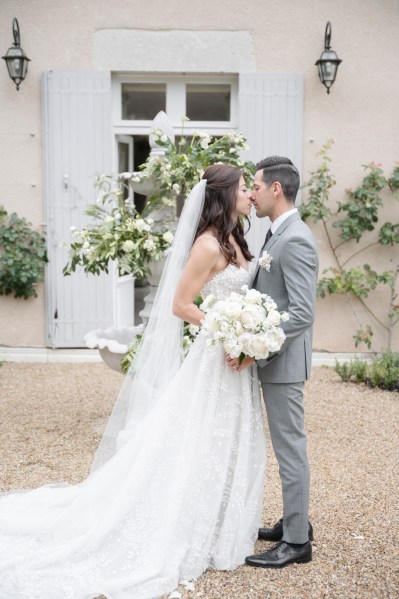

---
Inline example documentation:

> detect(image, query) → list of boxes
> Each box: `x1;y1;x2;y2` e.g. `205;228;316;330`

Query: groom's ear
273;181;283;196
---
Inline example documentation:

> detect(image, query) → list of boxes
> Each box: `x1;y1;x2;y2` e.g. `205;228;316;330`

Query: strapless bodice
201;262;256;301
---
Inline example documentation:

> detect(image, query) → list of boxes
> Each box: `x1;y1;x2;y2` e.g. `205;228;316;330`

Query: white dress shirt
270;208;298;235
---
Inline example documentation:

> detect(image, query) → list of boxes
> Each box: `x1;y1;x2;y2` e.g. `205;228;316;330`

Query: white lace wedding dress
0;262;265;599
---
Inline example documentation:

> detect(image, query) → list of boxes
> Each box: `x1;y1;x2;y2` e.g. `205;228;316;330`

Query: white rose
143;238;156;251
134;218;146;232
200;294;216;312
223;336;243;358
188;324;200;336
219;320;230;333
239;304;266;330
202;312;219;333
122;240;134;253
281;311;289;322
266;309;281;327
245;288;262;304
223;301;243;319
246;335;270;360
162;230;174;244
235;321;244;335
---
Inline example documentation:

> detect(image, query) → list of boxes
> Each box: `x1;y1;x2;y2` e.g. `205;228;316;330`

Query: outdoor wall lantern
315;21;342;94
2;18;31;90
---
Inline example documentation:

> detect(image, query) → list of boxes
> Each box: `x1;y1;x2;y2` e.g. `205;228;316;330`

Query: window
121;83;166;120
186;84;231;121
113;74;238;208
113;74;238;133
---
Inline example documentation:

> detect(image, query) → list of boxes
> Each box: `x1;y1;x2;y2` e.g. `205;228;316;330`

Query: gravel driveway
0;363;397;598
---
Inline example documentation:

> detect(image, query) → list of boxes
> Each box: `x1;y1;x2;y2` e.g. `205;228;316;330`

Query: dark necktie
264;228;273;245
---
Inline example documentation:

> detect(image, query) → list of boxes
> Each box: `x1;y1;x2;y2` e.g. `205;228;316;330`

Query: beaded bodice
201;262;256;301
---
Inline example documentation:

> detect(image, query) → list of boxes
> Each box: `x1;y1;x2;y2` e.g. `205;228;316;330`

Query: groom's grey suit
252;211;318;544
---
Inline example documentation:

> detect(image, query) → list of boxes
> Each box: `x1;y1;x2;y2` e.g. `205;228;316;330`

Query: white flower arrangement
200;285;289;361
258;250;273;271
63;174;174;279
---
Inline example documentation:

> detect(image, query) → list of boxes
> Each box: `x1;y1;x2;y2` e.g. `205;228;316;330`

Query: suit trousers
260;381;310;544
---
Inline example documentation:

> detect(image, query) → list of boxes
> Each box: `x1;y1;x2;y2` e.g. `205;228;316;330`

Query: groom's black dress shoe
245;541;312;568
258;518;314;542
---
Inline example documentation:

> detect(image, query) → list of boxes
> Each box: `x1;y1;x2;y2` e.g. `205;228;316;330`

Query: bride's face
234;176;252;219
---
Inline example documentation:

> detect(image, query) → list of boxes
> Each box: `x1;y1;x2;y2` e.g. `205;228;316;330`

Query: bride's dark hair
194;164;254;265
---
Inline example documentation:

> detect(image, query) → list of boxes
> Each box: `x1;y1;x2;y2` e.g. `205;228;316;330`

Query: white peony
239;304;266;330
264;328;285;352
245;288;263;304
266;309;281;327
281;311;290;322
162;230;174;244
246;335;270;360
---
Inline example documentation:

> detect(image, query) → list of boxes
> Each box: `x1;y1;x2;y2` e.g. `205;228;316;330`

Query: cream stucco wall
0;0;398;351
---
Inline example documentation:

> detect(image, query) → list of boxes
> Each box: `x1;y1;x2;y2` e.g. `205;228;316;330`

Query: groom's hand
225;354;255;373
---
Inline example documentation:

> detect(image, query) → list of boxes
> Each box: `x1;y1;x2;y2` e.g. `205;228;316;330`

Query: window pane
122;83;166;120
133;135;151;213
118;142;130;200
186;84;231;121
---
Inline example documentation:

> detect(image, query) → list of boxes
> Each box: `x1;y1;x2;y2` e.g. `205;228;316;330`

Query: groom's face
250;170;275;218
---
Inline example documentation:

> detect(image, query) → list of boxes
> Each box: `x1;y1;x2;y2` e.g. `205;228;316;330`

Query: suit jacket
252;212;319;384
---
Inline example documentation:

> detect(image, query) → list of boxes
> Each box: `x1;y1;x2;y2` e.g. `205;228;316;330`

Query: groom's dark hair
256;156;300;203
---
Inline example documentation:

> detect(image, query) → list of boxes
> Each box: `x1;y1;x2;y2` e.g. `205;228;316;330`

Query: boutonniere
258;251;273;271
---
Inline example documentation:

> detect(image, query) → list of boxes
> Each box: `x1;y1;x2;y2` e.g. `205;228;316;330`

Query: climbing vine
300;141;399;350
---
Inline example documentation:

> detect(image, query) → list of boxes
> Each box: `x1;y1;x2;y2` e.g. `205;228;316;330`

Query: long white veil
90;180;207;472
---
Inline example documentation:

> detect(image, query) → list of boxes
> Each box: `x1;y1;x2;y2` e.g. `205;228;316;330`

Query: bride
0;164;266;599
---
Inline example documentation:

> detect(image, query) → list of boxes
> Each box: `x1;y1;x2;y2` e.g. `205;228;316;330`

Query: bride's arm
173;238;221;326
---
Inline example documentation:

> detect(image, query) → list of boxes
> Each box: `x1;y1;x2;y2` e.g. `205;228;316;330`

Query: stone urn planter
114;273;135;328
84;324;145;373
139;258;167;323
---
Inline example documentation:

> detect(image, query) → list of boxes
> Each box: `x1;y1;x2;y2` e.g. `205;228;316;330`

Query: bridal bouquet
200;285;289;361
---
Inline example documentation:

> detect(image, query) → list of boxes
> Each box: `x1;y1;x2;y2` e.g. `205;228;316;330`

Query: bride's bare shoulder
192;234;221;257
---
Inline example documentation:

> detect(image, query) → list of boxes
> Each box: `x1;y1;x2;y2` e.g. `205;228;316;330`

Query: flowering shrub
130;122;255;211
0;207;48;299
63;175;173;279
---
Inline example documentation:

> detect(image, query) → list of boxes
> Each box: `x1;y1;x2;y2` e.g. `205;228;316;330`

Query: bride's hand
225;354;255;373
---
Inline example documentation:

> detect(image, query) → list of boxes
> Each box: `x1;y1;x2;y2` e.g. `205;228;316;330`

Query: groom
229;156;318;568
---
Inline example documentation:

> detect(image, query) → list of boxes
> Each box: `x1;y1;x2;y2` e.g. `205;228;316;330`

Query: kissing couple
0;156;318;599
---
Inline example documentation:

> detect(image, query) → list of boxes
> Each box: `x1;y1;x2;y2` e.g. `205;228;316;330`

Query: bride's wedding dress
0;262;265;599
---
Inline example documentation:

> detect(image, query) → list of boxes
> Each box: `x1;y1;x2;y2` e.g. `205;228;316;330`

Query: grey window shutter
238;73;304;257
42;70;114;348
